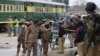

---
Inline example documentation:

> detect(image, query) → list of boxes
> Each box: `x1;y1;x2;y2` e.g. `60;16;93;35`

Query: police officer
25;20;40;56
16;19;27;56
84;2;100;56
58;21;66;54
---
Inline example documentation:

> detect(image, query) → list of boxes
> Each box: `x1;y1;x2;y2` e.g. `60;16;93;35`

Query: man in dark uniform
84;2;100;56
58;21;66;54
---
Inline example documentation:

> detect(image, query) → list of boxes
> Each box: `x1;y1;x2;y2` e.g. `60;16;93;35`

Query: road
0;33;77;56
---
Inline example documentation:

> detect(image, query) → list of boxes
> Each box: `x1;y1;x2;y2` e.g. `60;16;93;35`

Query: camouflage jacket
18;24;27;40
42;28;51;42
84;12;100;44
25;25;40;43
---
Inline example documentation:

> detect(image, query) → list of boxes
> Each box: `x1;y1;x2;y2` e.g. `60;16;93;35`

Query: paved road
0;33;77;56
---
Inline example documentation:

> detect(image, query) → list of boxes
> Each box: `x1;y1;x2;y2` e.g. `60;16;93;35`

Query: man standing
16;19;27;56
42;24;51;56
37;21;43;56
25;20;40;56
84;2;100;56
13;16;19;36
58;22;66;54
6;16;13;37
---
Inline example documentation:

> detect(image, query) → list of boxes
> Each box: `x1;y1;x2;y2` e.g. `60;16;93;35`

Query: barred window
11;5;13;11
3;5;6;12
7;5;9;11
16;6;18;12
45;7;52;13
19;6;21;12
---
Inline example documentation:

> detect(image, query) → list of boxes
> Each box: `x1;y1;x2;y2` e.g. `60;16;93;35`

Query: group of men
16;19;53;56
6;16;19;37
66;2;100;56
6;2;100;56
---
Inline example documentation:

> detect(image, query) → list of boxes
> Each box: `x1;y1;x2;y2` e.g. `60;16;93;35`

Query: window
12;5;15;12
35;6;44;13
16;5;18;12
3;5;6;12
10;5;13;12
7;5;9;12
24;6;27;11
45;7;53;13
22;6;24;12
20;6;22;12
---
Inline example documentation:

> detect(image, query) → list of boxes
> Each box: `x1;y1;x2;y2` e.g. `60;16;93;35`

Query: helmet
19;19;26;23
85;2;97;11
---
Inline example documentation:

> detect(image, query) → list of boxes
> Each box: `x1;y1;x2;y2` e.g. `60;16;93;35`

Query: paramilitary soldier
25;20;40;56
16;19;27;56
42;22;51;56
6;16;13;37
84;2;100;56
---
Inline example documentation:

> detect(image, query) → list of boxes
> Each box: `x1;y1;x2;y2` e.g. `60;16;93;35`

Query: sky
69;0;100;7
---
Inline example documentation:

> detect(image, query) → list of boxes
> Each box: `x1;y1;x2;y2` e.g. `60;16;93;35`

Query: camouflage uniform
84;13;100;56
25;25;40;56
6;17;13;37
42;26;51;56
16;19;27;56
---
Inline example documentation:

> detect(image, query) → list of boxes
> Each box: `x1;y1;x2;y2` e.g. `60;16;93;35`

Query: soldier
6;16;13;37
25;20;40;56
16;19;27;56
84;2;100;56
67;18;76;48
42;24;51;56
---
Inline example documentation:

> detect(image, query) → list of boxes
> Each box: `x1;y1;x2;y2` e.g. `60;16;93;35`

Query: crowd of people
6;2;100;56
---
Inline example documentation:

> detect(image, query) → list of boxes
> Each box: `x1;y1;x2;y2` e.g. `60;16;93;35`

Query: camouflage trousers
7;27;12;37
26;42;37;56
85;35;100;56
84;45;100;56
42;41;49;56
17;39;26;54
